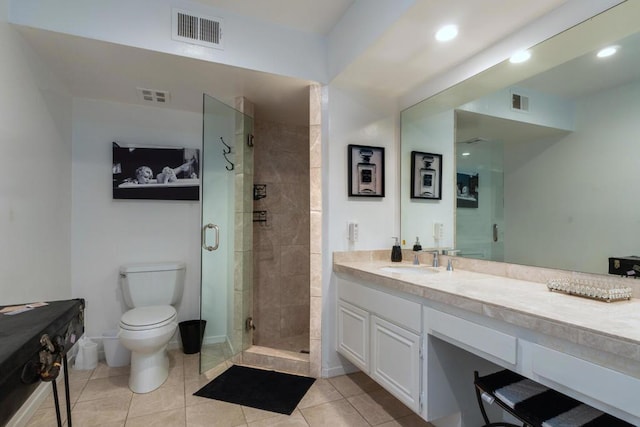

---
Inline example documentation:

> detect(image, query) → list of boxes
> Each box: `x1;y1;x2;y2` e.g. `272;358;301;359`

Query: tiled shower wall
253;120;310;351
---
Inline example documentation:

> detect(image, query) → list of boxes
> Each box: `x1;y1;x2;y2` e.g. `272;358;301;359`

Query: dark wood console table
0;299;85;426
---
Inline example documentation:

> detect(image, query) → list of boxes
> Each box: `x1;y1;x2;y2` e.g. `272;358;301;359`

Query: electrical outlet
348;222;359;242
433;222;444;241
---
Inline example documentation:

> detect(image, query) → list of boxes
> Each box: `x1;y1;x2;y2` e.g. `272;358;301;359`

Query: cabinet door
371;315;421;412
337;300;369;372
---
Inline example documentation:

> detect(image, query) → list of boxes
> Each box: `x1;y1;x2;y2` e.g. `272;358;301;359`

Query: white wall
504;80;640;274
71;98;202;339
0;3;73;304
323;85;400;376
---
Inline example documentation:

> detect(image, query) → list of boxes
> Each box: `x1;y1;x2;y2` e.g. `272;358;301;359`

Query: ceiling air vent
172;8;223;49
511;91;530;112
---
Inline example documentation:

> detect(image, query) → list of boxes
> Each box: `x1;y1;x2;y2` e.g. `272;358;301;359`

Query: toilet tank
120;262;185;308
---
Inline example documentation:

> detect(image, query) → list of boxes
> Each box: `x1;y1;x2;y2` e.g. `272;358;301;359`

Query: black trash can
179;320;206;354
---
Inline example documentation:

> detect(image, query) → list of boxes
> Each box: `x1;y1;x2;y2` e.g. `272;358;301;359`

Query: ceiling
16;0;570;125
190;0;354;35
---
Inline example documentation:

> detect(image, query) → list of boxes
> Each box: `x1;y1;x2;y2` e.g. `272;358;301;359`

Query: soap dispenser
412;237;422;252
391;237;402;262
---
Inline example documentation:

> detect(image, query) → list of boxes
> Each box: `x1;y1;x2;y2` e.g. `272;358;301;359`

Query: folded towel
542;404;603;427
495;378;549;408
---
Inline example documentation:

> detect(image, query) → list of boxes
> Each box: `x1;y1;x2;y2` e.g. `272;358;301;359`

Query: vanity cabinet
337;300;369;373
334;260;640;426
370;315;421;410
337;277;423;412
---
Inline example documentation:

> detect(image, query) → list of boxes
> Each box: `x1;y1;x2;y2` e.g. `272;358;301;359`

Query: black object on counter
391;237;402;262
412;237;422;252
608;256;640;277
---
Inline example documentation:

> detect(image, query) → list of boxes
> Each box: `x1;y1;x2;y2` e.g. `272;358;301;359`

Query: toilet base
128;347;169;393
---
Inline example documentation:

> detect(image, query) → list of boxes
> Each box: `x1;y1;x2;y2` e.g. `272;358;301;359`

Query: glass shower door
200;94;253;374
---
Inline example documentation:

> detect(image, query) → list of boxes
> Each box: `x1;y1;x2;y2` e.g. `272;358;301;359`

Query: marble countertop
333;259;640;364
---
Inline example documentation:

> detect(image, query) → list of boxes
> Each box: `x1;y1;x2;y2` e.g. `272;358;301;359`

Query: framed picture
457;172;479;208
112;143;200;200
348;144;385;197
410;151;442;200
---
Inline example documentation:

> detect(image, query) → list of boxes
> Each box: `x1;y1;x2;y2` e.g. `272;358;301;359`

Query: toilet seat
120;306;177;331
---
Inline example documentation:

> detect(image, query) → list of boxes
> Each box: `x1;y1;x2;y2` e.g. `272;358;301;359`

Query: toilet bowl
118;305;177;393
117;262;185;394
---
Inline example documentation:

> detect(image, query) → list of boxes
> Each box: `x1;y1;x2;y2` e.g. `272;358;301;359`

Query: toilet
118;262;185;393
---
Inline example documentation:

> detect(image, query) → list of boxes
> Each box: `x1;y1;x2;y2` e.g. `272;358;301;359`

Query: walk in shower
199;92;314;376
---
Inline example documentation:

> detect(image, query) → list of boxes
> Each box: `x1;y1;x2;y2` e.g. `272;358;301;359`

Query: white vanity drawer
531;344;640;419
426;308;517;365
337;278;421;333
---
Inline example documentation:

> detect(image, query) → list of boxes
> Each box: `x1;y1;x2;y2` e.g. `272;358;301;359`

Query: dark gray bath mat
194;365;315;415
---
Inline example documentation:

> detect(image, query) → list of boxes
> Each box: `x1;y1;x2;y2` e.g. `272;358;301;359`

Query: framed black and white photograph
348;144;385;197
112;143;200;201
457;172;479;208
410;151;442;200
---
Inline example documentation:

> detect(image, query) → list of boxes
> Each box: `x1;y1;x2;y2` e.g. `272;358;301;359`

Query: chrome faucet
431;250;439;267
413;253;420;265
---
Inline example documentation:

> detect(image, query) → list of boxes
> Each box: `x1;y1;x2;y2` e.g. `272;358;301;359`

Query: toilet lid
120;306;177;330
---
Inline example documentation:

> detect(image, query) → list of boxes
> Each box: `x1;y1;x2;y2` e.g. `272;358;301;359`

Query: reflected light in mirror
509;50;531;63
597;45;618;58
436;25;459;42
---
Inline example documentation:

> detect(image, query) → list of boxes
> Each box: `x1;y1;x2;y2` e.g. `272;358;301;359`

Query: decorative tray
547;278;633;303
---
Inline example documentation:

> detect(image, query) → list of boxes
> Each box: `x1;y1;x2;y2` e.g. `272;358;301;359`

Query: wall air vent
511;91;530;112
172;8;223;49
136;87;171;105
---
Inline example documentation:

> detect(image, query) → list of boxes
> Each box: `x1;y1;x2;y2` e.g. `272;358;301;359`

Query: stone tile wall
253;119;311;349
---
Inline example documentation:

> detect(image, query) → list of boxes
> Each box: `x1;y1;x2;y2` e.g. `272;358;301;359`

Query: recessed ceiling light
435;25;458;42
509;50;531;64
597;46;618;58
461;152;471;156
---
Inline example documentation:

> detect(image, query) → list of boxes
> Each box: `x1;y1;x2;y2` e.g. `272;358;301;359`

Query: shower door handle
202;223;219;251
492;223;499;242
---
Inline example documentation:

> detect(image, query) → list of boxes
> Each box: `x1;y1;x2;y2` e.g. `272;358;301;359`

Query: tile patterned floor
26;350;435;426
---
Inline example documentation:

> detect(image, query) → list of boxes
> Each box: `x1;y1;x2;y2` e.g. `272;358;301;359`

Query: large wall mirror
401;1;639;275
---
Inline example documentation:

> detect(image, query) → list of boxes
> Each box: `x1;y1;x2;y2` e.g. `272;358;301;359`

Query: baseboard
203;335;226;346
323;363;359;378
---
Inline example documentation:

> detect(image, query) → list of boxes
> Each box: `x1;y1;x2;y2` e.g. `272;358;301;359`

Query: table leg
63;354;72;427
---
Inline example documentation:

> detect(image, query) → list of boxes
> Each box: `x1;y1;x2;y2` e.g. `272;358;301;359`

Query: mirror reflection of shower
455;133;504;262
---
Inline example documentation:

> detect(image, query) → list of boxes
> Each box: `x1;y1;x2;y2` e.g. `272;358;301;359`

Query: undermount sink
379;265;439;275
